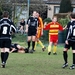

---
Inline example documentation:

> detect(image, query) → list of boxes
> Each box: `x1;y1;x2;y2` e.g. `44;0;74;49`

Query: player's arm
25;18;30;33
63;25;67;30
40;17;44;35
43;22;50;30
25;24;28;33
65;22;71;45
10;48;16;53
11;21;16;34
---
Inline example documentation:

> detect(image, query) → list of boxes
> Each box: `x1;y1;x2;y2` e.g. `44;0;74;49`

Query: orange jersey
44;22;63;35
44;22;63;42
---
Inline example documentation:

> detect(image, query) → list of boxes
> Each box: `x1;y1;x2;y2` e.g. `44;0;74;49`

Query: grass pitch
0;33;75;75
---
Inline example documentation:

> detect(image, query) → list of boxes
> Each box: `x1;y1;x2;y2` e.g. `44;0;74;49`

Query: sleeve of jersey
27;17;30;25
11;22;16;33
39;17;44;28
65;22;71;40
43;23;50;30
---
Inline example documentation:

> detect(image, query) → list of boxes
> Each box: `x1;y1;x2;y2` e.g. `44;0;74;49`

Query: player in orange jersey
44;16;63;55
35;13;46;51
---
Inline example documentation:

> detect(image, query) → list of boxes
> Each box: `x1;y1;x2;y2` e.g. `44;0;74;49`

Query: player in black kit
62;13;75;69
25;11;38;53
0;11;16;68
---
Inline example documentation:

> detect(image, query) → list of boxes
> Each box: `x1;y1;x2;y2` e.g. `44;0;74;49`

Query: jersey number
2;27;8;34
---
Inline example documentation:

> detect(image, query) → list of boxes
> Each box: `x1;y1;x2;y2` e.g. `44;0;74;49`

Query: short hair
2;11;9;17
70;13;75;19
52;15;57;19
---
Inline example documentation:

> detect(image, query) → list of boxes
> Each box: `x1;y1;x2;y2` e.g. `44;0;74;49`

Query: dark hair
2;11;9;17
70;13;75;19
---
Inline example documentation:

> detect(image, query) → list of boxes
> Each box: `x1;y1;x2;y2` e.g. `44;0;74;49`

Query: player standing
35;13;46;51
0;11;16;68
62;13;75;69
44;16;63;55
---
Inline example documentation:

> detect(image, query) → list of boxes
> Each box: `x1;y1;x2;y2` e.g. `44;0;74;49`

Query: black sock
1;52;5;63
73;53;75;65
27;41;31;49
63;51;68;63
32;41;35;50
4;52;9;63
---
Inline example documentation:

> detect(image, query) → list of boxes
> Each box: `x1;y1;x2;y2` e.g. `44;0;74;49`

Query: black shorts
64;40;75;50
0;39;11;48
11;44;18;50
28;29;37;36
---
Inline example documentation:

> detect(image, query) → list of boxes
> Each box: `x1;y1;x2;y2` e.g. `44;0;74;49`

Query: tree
59;0;73;13
29;4;47;19
0;0;47;23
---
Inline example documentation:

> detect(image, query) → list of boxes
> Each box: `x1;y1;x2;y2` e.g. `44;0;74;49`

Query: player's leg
27;36;31;50
20;26;23;34
26;29;32;51
34;41;38;51
34;30;40;50
32;35;36;51
53;43;57;55
3;48;10;63
1;48;5;64
62;48;68;68
62;42;70;68
69;43;75;69
3;39;11;68
48;42;52;55
48;35;53;55
0;39;5;68
29;29;37;53
52;35;58;55
1;39;11;68
69;50;75;69
36;30;46;51
38;40;46;51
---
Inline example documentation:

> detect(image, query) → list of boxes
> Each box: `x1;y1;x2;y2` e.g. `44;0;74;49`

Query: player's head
52;16;57;22
2;11;9;18
36;12;39;18
21;18;24;22
32;11;37;17
70;13;75;19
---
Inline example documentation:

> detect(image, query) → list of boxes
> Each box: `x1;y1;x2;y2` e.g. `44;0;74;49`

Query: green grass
0;33;75;75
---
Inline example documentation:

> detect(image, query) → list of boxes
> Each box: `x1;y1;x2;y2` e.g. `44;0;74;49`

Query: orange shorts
49;35;58;43
36;30;42;39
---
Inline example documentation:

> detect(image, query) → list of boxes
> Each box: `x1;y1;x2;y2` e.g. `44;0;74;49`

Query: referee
0;11;16;68
25;11;38;53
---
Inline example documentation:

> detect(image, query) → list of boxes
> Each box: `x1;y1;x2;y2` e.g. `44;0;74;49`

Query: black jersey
20;21;25;26
27;16;38;29
66;21;75;41
11;43;18;49
0;18;16;39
